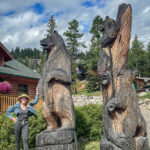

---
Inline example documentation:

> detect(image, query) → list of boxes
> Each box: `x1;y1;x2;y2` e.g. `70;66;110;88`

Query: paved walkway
141;107;150;144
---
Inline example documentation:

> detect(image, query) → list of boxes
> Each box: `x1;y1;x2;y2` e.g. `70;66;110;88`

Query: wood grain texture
98;3;149;150
37;31;75;130
36;31;77;150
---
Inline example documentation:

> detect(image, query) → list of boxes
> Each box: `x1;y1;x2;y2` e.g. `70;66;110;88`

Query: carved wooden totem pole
98;4;149;150
35;31;78;150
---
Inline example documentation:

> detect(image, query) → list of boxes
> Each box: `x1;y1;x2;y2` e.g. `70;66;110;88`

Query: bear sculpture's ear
54;30;58;34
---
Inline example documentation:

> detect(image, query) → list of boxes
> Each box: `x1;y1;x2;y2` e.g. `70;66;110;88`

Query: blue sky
31;3;45;14
0;0;150;51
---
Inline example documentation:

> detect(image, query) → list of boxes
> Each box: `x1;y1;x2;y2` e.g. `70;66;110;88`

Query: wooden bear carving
38;31;75;131
98;3;149;150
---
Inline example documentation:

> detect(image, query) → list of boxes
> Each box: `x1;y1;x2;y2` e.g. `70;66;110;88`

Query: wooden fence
0;94;43;113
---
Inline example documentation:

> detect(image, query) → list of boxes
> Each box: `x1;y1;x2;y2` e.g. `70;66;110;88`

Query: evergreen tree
37;51;46;74
12;47;20;59
86;15;103;72
11;47;41;71
47;15;56;35
146;42;150;77
63;19;86;93
127;35;147;76
86;16;103;92
63;19;86;60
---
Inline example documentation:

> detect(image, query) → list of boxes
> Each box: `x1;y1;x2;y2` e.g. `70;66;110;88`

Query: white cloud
0;11;47;50
0;0;149;51
143;7;150;14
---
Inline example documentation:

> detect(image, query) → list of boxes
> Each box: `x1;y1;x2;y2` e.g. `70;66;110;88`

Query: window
0;57;2;66
0;78;4;82
18;84;28;96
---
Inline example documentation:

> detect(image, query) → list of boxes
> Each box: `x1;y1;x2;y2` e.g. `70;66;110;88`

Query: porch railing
0;94;43;113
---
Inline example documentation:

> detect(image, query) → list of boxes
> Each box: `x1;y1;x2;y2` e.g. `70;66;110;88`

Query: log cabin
134;77;150;92
0;42;42;112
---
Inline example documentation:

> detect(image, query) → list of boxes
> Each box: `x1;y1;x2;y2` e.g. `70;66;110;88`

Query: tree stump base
35;129;78;150
100;136;149;150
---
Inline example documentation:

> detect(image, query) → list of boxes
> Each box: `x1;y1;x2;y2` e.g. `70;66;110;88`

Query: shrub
75;104;103;141
86;73;100;92
0;113;15;150
0;104;103;148
0;109;46;149
28;108;47;148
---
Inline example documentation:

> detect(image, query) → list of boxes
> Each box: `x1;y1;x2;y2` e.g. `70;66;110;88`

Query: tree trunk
98;3;149;150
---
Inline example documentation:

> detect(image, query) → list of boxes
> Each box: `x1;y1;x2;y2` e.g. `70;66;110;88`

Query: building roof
136;77;150;82
0;42;13;61
0;59;41;79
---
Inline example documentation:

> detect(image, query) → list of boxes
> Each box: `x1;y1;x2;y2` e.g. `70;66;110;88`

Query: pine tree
11;47;41;70
87;15;103;72
63;19;86;93
37;51;46;74
47;15;56;35
86;16;103;92
146;42;150;77
63;19;86;60
127;35;147;76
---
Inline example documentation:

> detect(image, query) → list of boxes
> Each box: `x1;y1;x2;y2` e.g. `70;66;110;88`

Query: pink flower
0;81;12;93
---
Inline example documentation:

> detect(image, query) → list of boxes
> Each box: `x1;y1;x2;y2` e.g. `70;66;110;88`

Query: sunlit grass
74;88;101;96
78;141;100;150
138;92;150;100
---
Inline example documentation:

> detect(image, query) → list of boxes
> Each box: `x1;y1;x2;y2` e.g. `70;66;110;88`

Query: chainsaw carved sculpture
36;31;77;150
98;3;149;150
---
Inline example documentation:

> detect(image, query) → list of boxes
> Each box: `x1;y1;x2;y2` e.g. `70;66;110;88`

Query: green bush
0;104;103;148
75;104;103;140
86;73;100;92
0;109;46;149
28;108;47;148
0;113;15;150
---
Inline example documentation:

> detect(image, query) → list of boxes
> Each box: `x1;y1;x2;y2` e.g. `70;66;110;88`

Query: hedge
0;104;103;149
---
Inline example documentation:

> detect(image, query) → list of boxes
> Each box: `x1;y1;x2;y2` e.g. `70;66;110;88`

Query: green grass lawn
138;92;150;100
27;142;100;150
74;88;101;96
78;141;100;150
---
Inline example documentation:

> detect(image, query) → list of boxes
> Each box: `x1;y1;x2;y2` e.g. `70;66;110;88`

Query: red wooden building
0;42;42;112
134;77;150;92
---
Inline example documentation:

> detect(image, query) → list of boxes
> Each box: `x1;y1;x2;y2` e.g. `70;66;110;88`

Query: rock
72;95;103;106
138;92;147;97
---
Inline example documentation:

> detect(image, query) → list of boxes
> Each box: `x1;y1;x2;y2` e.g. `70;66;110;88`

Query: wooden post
98;4;149;150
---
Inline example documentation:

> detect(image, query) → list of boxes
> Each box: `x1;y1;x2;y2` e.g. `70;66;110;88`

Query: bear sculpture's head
100;16;116;47
40;31;66;57
118;70;138;84
100;4;131;47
